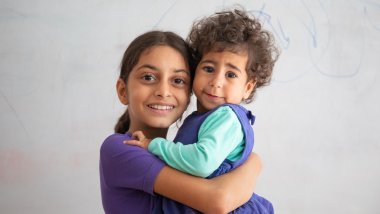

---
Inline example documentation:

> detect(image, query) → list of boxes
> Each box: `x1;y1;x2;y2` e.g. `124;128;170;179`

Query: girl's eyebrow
200;60;242;73
137;64;189;75
174;69;190;76
137;64;157;71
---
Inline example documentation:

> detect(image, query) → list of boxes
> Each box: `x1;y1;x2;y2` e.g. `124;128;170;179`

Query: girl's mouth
147;104;175;110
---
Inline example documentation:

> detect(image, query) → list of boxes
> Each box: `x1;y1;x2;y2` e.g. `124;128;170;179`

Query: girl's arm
154;152;262;214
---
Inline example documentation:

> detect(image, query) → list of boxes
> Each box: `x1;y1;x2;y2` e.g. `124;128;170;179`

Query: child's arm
154;152;262;213
127;106;244;177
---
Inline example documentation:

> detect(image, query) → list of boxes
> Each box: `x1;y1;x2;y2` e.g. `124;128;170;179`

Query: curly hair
187;8;280;103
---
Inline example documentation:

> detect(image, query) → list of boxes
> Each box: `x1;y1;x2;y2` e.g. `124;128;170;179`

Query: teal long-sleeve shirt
148;106;245;178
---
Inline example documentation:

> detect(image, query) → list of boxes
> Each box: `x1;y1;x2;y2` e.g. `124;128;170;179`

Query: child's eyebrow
226;63;242;73
200;60;242;73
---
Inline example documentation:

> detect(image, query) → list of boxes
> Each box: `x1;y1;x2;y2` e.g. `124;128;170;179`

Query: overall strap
222;104;255;168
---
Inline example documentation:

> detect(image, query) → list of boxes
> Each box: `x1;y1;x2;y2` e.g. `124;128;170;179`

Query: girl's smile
147;103;176;115
148;104;175;110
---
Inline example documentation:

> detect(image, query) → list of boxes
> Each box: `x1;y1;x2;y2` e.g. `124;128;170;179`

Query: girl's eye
141;74;156;82
226;72;237;78
173;78;186;85
203;66;214;73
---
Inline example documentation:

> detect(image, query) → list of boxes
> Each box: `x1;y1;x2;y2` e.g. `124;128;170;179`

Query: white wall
1;0;380;213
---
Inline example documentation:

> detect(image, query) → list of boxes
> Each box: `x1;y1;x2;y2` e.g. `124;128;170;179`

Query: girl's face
193;50;255;112
122;45;191;134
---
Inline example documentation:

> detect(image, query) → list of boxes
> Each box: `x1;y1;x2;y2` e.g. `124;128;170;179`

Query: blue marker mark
300;0;318;48
362;1;380;31
248;6;290;49
0;90;31;142
152;0;179;29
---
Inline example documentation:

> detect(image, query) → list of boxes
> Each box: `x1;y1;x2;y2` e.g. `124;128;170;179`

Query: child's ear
116;79;129;105
243;79;256;100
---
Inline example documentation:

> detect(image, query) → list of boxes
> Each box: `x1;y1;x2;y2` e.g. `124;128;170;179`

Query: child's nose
208;73;224;88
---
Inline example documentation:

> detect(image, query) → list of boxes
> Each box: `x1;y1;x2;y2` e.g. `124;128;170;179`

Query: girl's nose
154;82;172;97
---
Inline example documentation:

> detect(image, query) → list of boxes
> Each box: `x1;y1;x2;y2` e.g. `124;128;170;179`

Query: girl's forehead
141;45;186;62
133;46;190;75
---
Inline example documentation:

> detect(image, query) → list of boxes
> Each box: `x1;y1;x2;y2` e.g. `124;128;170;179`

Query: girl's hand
123;130;151;150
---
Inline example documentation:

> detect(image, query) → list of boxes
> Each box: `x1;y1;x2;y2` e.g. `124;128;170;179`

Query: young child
99;30;263;213
126;8;279;213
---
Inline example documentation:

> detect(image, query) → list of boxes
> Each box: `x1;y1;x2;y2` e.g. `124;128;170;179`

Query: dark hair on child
115;31;195;134
187;8;280;103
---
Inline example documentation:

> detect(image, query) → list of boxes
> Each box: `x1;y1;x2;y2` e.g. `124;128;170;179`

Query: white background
1;0;380;213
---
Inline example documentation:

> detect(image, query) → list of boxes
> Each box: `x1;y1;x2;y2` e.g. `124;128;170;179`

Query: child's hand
123;131;151;150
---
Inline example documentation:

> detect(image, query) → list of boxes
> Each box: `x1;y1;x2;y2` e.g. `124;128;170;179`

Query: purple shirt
99;133;166;214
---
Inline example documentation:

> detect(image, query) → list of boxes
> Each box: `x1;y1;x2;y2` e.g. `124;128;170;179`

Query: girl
126;9;279;213
99;31;262;214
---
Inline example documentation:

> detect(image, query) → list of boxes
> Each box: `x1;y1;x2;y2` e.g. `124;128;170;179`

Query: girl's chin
148;121;174;129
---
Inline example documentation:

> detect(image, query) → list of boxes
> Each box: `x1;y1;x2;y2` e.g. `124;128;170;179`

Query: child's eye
226;71;237;78
203;66;214;73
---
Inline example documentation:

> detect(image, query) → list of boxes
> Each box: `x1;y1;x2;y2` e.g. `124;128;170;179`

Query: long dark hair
114;31;194;133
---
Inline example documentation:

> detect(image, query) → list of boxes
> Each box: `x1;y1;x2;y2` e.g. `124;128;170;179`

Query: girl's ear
243;79;256;100
116;79;129;105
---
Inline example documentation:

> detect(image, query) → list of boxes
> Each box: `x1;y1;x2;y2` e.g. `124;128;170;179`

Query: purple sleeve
100;133;166;195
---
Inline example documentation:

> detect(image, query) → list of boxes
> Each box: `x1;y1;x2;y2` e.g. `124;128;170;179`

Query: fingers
132;131;146;141
124;139;141;147
123;130;149;149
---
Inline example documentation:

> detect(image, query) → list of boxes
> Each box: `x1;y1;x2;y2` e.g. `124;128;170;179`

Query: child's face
125;45;191;132
193;50;255;112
